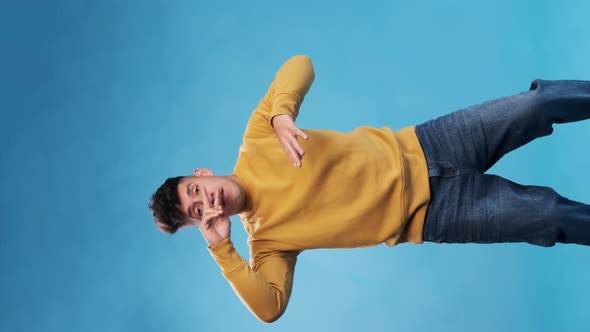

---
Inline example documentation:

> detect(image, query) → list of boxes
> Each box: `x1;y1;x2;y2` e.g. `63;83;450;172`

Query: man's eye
195;185;199;194
197;207;202;217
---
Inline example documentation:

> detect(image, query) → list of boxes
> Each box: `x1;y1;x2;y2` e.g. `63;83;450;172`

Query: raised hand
272;114;308;168
198;186;231;247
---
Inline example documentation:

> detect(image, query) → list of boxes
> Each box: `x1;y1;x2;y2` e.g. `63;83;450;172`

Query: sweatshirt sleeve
242;55;315;141
208;237;298;323
269;54;315;124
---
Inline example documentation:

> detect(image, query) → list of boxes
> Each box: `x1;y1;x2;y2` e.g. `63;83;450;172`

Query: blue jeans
415;79;590;247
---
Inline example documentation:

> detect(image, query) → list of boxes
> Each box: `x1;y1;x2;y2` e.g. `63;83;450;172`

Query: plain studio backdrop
1;1;590;331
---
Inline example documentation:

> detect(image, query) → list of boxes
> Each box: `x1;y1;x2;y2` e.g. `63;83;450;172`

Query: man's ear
193;168;214;177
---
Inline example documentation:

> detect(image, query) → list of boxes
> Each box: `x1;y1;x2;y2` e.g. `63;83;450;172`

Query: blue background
2;0;590;331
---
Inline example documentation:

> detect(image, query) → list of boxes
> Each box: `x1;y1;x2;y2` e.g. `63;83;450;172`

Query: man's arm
198;186;296;323
242;55;315;167
201;56;312;322
269;54;315;124
270;55;315;167
209;238;297;323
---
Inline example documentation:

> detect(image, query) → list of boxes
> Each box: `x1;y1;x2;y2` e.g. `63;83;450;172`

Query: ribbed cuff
208;237;244;273
270;93;300;126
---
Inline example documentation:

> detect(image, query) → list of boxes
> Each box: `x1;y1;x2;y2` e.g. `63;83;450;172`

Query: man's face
176;170;245;228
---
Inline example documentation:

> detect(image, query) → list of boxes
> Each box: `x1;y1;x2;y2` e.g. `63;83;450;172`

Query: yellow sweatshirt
208;55;430;323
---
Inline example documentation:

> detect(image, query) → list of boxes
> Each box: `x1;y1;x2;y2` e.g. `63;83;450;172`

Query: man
149;55;590;323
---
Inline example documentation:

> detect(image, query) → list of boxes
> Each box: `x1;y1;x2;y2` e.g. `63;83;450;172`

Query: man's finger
285;133;305;157
220;188;225;210
287;137;303;164
201;208;222;230
214;188;222;211
208;209;222;218
286;142;300;166
278;136;289;158
288;144;302;167
278;133;304;167
296;129;308;140
279;136;298;165
202;186;211;208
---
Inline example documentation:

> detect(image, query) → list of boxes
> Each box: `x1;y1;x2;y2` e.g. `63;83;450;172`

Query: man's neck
229;174;247;215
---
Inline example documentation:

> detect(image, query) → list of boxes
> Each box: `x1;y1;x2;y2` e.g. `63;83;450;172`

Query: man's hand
199;186;230;247
272;114;308;168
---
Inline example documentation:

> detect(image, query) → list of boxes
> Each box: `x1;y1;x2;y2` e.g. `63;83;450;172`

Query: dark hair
149;176;185;234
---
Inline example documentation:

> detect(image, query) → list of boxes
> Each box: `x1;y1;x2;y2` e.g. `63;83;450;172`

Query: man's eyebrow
184;184;191;218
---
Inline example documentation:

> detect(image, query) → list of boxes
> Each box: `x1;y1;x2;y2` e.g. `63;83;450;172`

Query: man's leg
415;79;590;245
416;79;590;174
422;173;590;246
